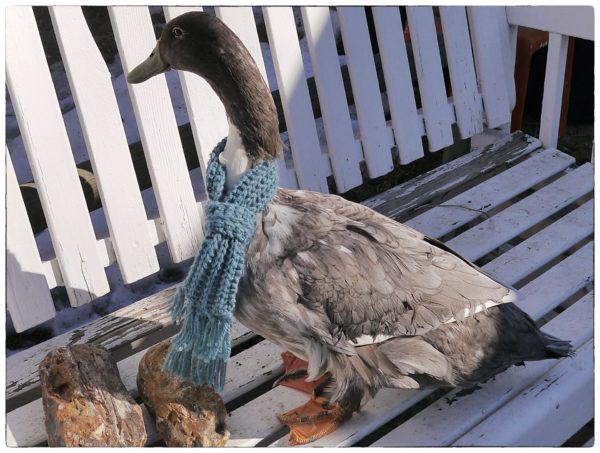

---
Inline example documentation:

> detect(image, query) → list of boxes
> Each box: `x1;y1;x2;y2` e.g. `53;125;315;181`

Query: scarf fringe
164;316;231;389
162;346;228;391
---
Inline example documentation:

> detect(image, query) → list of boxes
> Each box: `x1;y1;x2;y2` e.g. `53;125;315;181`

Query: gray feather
234;188;572;411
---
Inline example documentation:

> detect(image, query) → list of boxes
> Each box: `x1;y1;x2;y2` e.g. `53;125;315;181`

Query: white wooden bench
6;5;594;447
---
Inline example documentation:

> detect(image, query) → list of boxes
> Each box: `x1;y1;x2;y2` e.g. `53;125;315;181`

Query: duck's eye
172;27;184;38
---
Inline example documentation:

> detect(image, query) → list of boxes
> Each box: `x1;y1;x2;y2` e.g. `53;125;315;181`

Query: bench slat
372;6;425;164
302;7;364;192
406;147;575;238
373;291;593;447
406;6;454;151
227;386;307;447
6;7;110;307
164;6;227;180
364;132;541;220
518;241;593;321
224;340;284;404
439;6;484;138
6;399;43;447
6;150;55;332
455;339;593;446
467;7;512;128
337;6;394;178
446;163;593;261
109;6;203;262
50;6;160;284
484;199;593;285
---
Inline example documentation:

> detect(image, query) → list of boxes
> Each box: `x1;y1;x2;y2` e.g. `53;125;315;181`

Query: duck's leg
273;351;330;394
277;394;349;445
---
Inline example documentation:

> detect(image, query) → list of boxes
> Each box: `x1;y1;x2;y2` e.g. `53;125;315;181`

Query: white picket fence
5;5;594;447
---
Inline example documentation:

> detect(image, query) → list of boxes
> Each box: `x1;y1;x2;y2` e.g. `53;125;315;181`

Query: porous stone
38;344;147;447
137;339;230;447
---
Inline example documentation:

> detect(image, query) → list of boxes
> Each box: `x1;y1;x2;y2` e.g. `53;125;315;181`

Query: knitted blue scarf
162;138;279;391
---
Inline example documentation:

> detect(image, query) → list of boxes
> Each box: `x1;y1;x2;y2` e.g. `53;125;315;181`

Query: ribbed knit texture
162;138;279;391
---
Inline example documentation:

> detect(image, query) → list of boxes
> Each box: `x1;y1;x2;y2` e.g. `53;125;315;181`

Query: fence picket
467;7;512;128
109;6;203;262
539;33;569;149
6;7;110;307
301;6;363;192
337;6;394;177
439;6;484;139
50;6;159;284
6;150;55;332
493;6;517;111
406;6;454;151
372;6;424;164
164;6;227;180
263;6;329;192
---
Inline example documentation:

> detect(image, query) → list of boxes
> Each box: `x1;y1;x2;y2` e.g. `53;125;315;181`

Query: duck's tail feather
543;332;575;358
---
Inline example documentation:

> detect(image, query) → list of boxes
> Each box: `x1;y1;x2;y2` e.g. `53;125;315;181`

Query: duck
127;11;573;445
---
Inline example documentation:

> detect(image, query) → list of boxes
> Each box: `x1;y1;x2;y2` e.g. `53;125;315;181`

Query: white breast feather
219;124;250;191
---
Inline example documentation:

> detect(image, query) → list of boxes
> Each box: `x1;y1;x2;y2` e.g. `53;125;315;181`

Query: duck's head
127;11;282;163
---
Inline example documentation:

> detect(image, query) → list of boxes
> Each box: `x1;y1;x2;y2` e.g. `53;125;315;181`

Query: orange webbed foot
277;396;348;445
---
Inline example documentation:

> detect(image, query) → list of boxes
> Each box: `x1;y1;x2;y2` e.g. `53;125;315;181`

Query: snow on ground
6;6;351;353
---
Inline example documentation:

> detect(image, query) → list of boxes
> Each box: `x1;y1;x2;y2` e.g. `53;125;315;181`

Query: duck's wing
274;190;518;344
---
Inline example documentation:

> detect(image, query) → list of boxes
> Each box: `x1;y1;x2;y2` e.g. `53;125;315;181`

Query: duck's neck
197;35;281;164
219;124;251;191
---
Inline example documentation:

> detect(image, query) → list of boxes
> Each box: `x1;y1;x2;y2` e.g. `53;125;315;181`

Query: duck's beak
126;41;170;84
